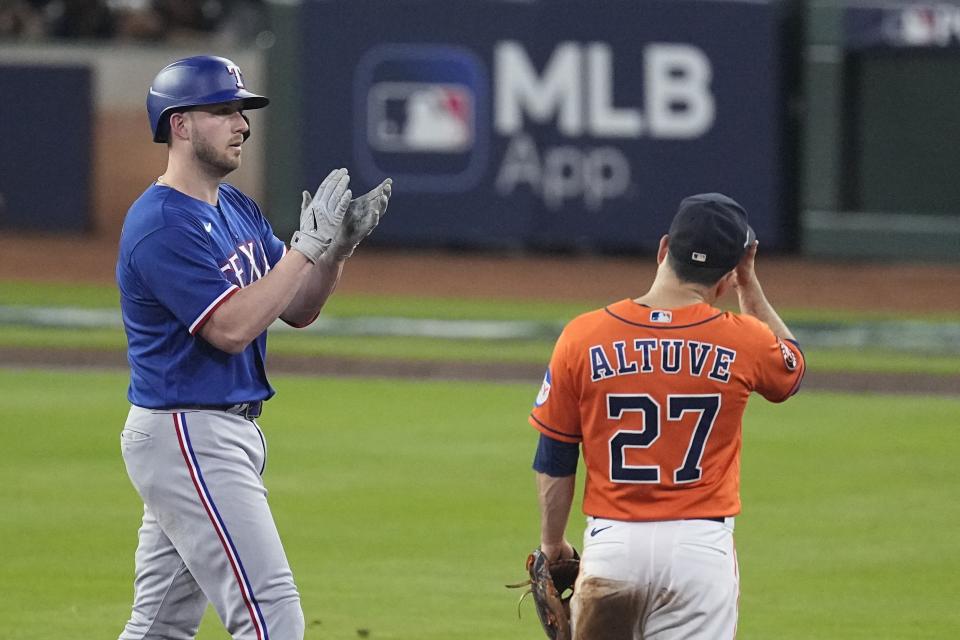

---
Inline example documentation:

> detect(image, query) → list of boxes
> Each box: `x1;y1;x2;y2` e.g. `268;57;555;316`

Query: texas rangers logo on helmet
226;64;246;89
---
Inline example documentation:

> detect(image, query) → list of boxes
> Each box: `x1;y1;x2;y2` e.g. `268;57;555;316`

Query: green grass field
1;278;958;637
3;280;960;325
1;278;958;375
2;368;958;639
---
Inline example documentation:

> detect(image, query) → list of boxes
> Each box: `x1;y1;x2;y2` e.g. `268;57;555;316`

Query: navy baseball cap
667;193;756;272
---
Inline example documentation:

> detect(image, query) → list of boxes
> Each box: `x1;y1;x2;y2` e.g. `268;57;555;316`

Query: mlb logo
368;82;473;153
892;7;939;45
650;310;673;323
354;44;489;192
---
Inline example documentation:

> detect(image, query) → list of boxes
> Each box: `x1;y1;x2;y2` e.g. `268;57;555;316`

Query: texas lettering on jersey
530;299;805;522
220;240;275;288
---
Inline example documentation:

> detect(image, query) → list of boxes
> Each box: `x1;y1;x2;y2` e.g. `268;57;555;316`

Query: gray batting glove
290;168;352;263
329;178;393;260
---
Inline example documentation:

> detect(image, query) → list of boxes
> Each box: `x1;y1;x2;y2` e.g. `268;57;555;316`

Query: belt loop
242;401;263;419
224;402;263;419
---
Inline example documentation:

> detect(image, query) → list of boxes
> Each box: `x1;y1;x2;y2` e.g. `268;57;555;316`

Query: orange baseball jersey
529;299;805;521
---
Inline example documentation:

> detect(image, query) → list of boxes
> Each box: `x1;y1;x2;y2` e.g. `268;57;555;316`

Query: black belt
700;517;726;523
179;402;263;419
221;402;263;419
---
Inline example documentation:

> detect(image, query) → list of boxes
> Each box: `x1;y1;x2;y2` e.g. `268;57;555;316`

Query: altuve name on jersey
589;339;736;383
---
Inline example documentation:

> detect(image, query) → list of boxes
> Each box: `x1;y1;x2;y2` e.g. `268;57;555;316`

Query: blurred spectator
109;0;165;40
0;0;48;39
0;0;266;43
45;0;116;38
154;0;219;38
215;0;266;45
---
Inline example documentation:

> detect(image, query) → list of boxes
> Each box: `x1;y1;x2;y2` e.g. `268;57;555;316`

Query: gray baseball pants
118;406;304;639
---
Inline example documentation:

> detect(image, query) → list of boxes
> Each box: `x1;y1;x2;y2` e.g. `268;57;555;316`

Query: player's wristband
290;230;332;263
533;433;579;477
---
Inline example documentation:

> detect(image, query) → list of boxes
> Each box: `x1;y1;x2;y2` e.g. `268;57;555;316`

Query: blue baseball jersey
116;182;287;409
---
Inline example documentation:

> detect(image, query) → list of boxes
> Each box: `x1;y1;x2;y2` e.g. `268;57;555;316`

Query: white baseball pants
572;517;739;640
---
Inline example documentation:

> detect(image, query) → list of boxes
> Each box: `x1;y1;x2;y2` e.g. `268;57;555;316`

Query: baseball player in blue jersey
115;55;392;639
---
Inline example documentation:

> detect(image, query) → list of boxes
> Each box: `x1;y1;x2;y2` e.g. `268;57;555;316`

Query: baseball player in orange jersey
529;193;805;639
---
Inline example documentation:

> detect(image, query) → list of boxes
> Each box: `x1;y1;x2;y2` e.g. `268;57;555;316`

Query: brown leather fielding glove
507;547;580;640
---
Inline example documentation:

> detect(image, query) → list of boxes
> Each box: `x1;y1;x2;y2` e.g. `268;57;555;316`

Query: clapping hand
329;178;393;260
290;168;352;263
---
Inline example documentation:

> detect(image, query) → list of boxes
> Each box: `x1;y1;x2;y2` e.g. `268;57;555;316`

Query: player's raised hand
329;178;393;260
733;240;760;293
734;240;770;316
306;167;352;233
290;168;352;263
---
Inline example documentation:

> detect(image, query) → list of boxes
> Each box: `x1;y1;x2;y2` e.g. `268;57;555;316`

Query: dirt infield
1;233;958;395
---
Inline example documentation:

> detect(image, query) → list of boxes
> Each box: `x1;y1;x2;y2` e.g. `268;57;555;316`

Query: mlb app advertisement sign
302;0;787;251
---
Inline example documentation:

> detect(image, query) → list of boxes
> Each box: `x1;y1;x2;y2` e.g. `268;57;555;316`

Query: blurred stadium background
1;0;958;638
3;0;960;260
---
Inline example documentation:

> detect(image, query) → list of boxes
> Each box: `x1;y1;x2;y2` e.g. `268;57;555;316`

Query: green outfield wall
801;0;960;261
